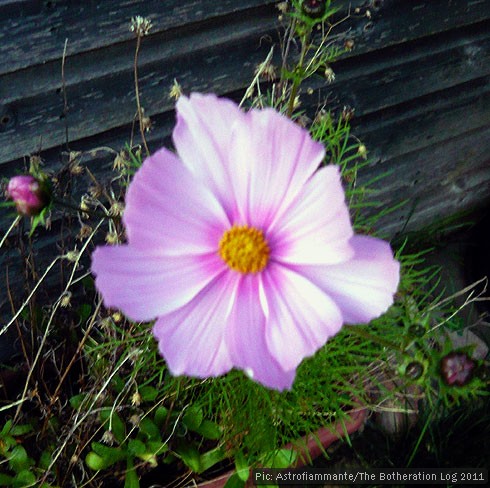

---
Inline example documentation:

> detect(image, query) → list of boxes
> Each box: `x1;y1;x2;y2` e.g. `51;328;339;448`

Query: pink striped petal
153;273;237;377
228;108;325;227
262;264;343;372
225;274;296;391
123;147;229;254
92;245;224;322
173;93;244;219
297;235;400;324
269;165;354;265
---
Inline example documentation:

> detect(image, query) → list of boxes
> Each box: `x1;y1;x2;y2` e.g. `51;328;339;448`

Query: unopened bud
440;352;475;386
6;175;50;217
301;0;326;18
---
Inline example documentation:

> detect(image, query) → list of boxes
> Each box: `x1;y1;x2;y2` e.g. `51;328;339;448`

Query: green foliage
0;421;55;487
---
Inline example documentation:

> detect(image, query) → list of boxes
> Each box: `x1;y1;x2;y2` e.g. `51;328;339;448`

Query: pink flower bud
7;175;49;216
440;352;475;386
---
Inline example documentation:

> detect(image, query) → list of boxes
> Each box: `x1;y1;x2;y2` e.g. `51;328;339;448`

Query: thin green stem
134;35;150;157
345;324;406;353
286;30;310;118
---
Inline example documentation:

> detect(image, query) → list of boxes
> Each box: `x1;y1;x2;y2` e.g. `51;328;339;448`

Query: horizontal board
0;0;279;75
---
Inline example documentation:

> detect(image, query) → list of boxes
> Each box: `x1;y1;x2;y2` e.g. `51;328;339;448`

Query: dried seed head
60;291;72;308
80;196;90;219
255;60;277;82
344;39;355;51
111;311;123;323
88;184;102;199
130;16;152;37
131;391;142;407
169;79;183;100
77;224;93;240
109;202;124;217
129;414;141;427
357;144;368;160
341;105;355;122
105;231;119;244
324;66;335;83
141;115;152;132
69;163;84;176
101;430;116;446
276;1;288;14
64;250;80;262
113;151;130;171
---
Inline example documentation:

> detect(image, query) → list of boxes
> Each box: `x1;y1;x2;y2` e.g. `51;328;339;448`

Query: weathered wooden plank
0;0;279;75
1;0;489;166
0;17;276;165
368;126;490;236
320;21;490;118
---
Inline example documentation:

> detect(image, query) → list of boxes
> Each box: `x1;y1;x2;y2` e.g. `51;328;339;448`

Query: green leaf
0;473;13;485
182;407;203;431
224;472;246;488
139;417;160;440
199;447;226;473
193;420;221;440
146;440;168;456
9;445;33;472
13;469;36;487
100;410;125;443
135;452;158;468
69;393;87;410
1;420;13;436
124;458;140;488
39;450;52;470
127;439;146;457
90;442;126;465
10;425;32;437
110;375;126;394
153;407;168;428
175;443;201;473
267;449;297;468
86;452;121;471
29;209;47;237
234;451;250;482
139;386;158;402
77;303;92;323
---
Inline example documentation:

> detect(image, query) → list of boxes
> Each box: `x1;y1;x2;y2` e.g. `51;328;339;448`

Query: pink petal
92;245;224;322
153;273;238;377
262;264;343;372
225;274;296;390
123;147;229;254
298;235;400;324
228;107;325;227
269;165;354;265
173;93;244;219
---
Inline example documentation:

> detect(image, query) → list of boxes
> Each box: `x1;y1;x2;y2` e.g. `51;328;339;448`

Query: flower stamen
219;225;270;274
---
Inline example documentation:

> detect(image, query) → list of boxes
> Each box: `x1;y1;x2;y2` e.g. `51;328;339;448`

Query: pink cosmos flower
7;175;50;216
91;93;400;390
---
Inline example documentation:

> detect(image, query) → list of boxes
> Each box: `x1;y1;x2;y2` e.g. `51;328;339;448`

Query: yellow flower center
218;225;270;274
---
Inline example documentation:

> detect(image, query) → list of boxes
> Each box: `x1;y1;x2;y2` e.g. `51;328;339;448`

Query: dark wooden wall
1;0;490;322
